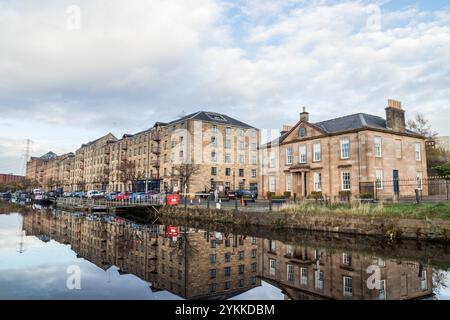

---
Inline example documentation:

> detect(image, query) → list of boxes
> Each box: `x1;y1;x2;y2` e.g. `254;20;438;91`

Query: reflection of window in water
419;270;428;291
287;264;295;282
252;237;257;245
251;249;257;259
269;240;276;253
379;280;386;300
301;268;308;286
269;259;276;276
286;245;293;256
342;253;352;266
343;276;353;298
315;271;324;290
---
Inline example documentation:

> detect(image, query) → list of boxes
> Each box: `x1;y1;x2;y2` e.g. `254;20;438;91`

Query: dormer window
299;127;306;138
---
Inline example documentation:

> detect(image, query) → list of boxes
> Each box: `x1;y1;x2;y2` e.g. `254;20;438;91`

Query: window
343;277;353;298
419;270;428;290
251;155;257;165
209;283;217;293
379;280;386;300
417;172;423;191
239;169;244;177
287;264;295;282
342;253;352;266
239;129;244;137
269;259;276;276
313;143;321;162
251;277;257;286
299;127;306;137
225;253;231;263
239;251;245;260
286;174;292;192
269;176;276;193
226;153;232;163
210;254;217;264
375;169;383;190
212;125;218;133
211;240;217;248
415;143;421;161
211;151;217;162
251;263;257;273
238;265;245;275
251;143;257;151
286;147;293;165
340;138;350;159
374;137;382;157
269;151;276;168
269;240;276;253
224;281;231;290
313;172;322;192
239;279;244;287
211;167;217;176
209;269;217;279
239;155;245;164
301;268;308;286
251;249;257;258
239;141;245;150
206;113;226;122
211;136;217;147
226;127;232;135
225;168;231;176
315;271;324;290
179;150;184;159
299;145;307;164
342;172;351;191
224;267;231;277
226;139;232;149
251;169;257;178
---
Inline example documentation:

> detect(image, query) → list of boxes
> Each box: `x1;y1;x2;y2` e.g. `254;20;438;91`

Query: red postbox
166;226;179;237
166;194;180;206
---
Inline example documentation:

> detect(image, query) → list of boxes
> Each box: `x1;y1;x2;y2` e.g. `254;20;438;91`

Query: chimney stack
300;106;309;122
385;99;406;132
280;125;292;136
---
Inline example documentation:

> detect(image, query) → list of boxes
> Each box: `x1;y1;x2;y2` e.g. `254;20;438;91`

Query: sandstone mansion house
259;100;428;201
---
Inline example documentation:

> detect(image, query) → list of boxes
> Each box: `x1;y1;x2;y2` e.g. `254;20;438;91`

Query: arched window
299;127;306;137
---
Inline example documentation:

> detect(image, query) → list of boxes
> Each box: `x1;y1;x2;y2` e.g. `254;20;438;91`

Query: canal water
1;203;450;300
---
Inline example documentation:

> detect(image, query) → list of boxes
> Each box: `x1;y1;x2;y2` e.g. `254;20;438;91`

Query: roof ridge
314;112;383;125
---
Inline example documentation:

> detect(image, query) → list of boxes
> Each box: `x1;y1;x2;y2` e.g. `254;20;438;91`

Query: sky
1;0;449;175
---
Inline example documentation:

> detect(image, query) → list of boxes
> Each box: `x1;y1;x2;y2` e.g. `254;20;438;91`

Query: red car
114;192;131;201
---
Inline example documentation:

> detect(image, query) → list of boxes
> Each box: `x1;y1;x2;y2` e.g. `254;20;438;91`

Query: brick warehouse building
259;100;428;201
0;173;25;184
27;111;260;194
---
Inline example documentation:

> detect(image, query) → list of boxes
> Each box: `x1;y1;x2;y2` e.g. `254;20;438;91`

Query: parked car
130;192;147;201
235;190;256;201
105;192;119;201
114;192;131;201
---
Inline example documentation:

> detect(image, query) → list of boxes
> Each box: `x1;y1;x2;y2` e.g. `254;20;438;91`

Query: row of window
281;139;422;166
209;249;258;264
209;263;258;279
209;277;258;293
271;171;351;193
211;167;257;178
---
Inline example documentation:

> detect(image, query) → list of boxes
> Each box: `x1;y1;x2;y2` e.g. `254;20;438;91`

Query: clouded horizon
1;0;449;175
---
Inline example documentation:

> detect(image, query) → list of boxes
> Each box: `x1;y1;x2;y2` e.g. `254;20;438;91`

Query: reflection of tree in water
173;230;200;257
433;269;448;296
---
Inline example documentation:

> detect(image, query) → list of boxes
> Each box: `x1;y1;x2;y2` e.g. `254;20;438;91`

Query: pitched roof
262;112;420;147
168;111;256;129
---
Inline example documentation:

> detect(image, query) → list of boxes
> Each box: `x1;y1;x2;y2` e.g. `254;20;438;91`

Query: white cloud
1;1;450;174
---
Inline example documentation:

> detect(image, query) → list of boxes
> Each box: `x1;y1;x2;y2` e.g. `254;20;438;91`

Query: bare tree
171;163;201;194
118;159;144;192
407;113;438;139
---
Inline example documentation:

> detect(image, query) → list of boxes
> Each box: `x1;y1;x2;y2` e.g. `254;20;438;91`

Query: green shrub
283;192;292;198
309;191;324;200
358;193;373;199
267;192;275;199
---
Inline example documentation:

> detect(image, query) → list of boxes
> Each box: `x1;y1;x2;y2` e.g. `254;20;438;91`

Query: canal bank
147;204;450;242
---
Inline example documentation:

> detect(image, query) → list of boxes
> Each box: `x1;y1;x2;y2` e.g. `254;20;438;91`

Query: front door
393;170;399;195
303;172;308;197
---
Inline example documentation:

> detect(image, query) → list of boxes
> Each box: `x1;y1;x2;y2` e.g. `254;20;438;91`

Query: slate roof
263;112;420;147
168;111;256;129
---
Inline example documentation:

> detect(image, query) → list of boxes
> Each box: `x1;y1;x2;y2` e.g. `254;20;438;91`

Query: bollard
415;189;420;204
269;199;272;212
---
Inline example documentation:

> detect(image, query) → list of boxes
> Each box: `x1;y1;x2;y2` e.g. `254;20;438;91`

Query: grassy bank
280;202;450;220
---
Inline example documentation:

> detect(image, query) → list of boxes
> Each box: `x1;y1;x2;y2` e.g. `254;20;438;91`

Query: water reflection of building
22;211;261;299
261;240;433;300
